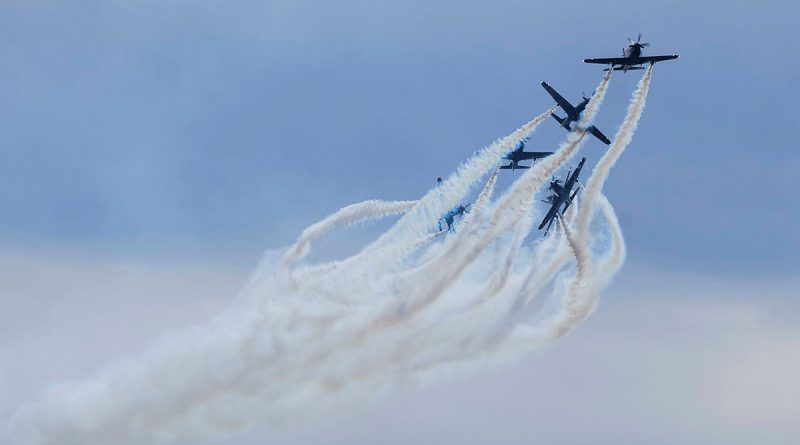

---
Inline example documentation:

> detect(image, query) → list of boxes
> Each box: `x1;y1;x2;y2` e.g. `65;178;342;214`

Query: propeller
628;33;650;48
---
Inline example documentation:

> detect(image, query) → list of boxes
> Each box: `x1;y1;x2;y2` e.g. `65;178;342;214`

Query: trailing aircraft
500;137;553;170
436;177;471;232
541;81;611;145
538;157;586;235
439;204;469;232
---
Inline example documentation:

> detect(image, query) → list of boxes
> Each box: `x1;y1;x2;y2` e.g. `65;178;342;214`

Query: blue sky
1;0;798;275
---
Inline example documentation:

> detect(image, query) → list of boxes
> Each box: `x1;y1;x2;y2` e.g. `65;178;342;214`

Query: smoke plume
7;68;655;445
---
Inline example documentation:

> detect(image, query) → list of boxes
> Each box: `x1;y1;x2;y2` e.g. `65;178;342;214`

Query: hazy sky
1;0;797;272
1;1;798;444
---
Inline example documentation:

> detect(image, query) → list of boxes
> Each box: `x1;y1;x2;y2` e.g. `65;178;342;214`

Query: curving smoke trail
597;194;627;282
7;68;657;445
279;199;418;292
282;199;418;268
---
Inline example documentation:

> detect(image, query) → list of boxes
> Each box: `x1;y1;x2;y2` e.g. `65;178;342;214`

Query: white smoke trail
513;66;652;316
596;194;626;282
7;69;653;445
244;71;621;405
305;109;551;301
390;69;615;312
277;199;418;294
328;108;556;279
545;217;595;337
385;69;650;380
575;65;653;245
534;66;654;340
282;199;418;267
370;107;555;247
465;67;613;245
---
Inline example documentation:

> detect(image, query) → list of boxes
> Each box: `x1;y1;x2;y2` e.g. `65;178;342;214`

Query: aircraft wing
540;81;576;115
584;54;679;65
639;54;679;64
538;203;561;231
588;125;611;145
583;56;632;65
562;188;580;214
564;157;587;193
518;151;554;161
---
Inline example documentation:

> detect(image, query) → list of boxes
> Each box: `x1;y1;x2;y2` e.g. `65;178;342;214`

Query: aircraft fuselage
572;98;589;120
547;181;570;206
624;44;642;59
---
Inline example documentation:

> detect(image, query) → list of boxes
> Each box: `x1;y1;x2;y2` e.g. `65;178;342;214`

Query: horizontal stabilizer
588;125;611;145
551;113;572;130
499;163;530;170
603;66;646;72
519;151;554;161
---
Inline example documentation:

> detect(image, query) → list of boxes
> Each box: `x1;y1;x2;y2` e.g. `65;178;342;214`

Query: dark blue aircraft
584;34;679;72
538;157;586;235
541;81;611;145
500;137;553;170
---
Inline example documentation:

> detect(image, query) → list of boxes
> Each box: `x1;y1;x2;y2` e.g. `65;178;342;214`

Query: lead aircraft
584;34;679;72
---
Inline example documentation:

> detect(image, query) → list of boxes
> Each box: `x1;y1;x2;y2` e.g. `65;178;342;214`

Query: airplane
436;177;471;232
500;137;553;170
583;33;679;72
540;81;611;145
439;204;469;232
538;157;586;235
